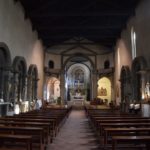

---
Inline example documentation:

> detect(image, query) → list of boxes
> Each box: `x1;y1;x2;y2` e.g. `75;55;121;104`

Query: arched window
104;60;110;69
131;27;137;60
48;60;54;69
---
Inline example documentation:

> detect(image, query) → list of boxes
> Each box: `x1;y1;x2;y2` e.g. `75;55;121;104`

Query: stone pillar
13;72;19;103
23;76;28;101
3;67;13;102
139;71;146;101
60;70;65;104
0;67;4;99
91;69;97;100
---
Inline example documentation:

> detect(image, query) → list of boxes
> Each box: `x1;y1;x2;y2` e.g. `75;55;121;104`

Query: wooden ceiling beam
30;11;131;18
36;25;122;30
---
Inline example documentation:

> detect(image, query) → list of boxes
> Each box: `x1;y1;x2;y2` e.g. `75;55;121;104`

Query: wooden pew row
99;122;150;136
0;134;32;150
103;127;150;146
91;118;150;134
0;125;45;150
0;117;56;141
16;108;70;132
86;107;150;149
112;135;150;150
0;121;50;144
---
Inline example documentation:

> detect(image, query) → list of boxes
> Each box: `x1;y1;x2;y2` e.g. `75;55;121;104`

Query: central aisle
47;110;100;150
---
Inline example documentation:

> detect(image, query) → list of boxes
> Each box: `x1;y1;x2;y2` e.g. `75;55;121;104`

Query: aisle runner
47;110;100;150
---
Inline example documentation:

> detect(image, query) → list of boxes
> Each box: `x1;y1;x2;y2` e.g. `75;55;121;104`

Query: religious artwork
74;69;84;83
99;87;107;96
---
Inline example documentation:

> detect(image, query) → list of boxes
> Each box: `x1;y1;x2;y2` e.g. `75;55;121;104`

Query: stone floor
46;109;100;150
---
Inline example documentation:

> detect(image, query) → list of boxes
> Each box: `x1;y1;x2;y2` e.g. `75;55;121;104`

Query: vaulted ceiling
18;0;141;50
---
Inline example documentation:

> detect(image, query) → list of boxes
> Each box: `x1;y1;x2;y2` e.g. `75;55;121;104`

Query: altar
71;95;85;105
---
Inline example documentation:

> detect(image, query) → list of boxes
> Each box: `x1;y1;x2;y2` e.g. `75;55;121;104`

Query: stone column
139;70;146;101
0;67;4;99
60;70;65;104
91;69;97;100
3;67;13;102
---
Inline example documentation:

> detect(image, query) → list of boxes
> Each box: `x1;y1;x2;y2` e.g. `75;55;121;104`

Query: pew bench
0;126;45;150
99;122;150;136
0;120;50;144
104;127;150;146
112;135;150;150
0;134;32;150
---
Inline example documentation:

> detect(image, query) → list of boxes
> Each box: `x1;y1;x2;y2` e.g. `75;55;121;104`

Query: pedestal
0;102;10;116
141;103;150;117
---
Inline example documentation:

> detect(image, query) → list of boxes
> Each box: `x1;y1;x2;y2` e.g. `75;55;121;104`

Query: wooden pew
0;117;56;138
0;125;45;150
104;127;150;146
0;121;50;143
112;135;150;150
99;122;150;136
0;134;32;150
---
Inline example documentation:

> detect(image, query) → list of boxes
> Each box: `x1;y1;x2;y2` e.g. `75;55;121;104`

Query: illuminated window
131;27;136;59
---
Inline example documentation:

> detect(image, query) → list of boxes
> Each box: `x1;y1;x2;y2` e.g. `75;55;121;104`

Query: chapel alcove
97;77;111;105
46;77;60;103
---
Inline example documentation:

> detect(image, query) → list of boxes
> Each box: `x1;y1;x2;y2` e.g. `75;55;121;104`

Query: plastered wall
0;0;44;98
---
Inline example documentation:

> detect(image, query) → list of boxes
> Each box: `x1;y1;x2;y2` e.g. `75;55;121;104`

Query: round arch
0;42;12;102
120;66;132;103
62;53;95;70
12;56;27;102
46;77;60;102
131;56;147;101
27;64;39;108
97;77;111;104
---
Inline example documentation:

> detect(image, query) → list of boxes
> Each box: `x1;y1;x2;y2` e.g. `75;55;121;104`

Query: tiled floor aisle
47;110;100;150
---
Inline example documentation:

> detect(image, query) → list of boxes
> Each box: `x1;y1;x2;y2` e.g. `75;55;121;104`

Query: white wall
45;53;61;69
0;0;44;98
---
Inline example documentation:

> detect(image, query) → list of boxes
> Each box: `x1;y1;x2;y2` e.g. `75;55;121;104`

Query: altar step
72;105;84;110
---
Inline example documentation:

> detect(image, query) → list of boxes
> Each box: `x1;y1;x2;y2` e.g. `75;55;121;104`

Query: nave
47;109;100;150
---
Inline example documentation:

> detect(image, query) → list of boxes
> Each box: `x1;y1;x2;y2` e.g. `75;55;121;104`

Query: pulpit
0;102;10;116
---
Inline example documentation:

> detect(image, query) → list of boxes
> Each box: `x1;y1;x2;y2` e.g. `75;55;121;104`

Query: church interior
1;0;150;149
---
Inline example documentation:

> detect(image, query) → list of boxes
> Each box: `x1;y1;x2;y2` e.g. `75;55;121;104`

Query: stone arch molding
131;56;147;101
12;56;27;103
62;53;95;71
0;42;12;101
120;66;132;103
27;64;39;109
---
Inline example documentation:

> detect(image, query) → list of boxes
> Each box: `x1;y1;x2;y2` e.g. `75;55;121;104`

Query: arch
48;60;54;69
97;77;111;104
0;42;12;66
67;63;90;101
27;64;39;110
46;77;60;102
131;56;147;101
104;60;110;69
28;64;38;79
120;66;132;103
13;56;27;73
62;53;95;70
12;56;27;103
0;43;12;102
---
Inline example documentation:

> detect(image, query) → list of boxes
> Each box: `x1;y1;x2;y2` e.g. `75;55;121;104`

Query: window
131;27;136;59
48;60;54;69
104;60;110;69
